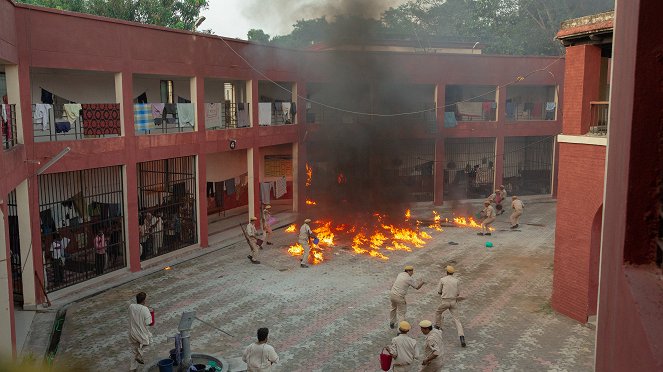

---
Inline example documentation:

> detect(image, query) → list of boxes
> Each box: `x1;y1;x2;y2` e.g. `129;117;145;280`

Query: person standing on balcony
246;217;261;264
510;196;524;229
478;200;495;236
261;204;273;246
129;291;152;371
298;218;317;268
387;321;419;372
434;266;466;348
94;230;106;275
390;265;425;329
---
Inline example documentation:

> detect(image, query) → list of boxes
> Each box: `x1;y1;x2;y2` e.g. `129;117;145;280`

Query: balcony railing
134;103;196;135
33;103;122;142
2;104;17;150
306;104;436;125
258;101;296;126
205;102;250;130
588;101;609;135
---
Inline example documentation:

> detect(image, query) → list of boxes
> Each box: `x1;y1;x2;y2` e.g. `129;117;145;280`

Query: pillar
192;76;208;247
494;136;504;190
16;180;36;308
562;45;602;135
434;83;445;206
0;202;17;358
247;148;261;221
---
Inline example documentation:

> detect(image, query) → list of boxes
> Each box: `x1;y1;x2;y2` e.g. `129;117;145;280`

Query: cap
419;320;432;328
250;217;257;221
512;195;517;199
265;205;272;209
484;200;491;205
304;218;312;223
446;265;455;274
404;265;414;271
499;185;505;189
398;321;411;332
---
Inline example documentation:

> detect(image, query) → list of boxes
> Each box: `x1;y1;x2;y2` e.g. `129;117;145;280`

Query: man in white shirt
387;321;419;372
246;217;261;264
242;327;279;372
435;266;466;347
298;218;317;268
390;265;425;329
129;292;152;371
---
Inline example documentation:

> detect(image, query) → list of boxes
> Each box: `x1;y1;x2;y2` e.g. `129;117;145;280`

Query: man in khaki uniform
387;321;419;372
478;200;495;236
246;217;261;264
510;196;524;229
261;204;273;245
435;266;466;347
419;320;444;371
390;265;425;329
298;218;316;268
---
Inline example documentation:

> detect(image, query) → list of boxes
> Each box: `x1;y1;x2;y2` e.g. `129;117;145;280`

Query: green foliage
17;0;209;31
247;29;270;43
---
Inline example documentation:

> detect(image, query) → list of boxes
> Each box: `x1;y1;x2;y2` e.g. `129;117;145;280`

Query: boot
460;335;466;347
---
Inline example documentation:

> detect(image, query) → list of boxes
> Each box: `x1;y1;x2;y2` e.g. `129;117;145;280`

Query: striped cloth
133;104;153;133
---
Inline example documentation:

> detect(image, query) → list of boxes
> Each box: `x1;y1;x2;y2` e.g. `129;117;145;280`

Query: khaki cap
419;320;433;328
265;205;272;209
446;265;455;274
404;265;414;271
304;218;312;223
398;321;411;332
250;217;257;221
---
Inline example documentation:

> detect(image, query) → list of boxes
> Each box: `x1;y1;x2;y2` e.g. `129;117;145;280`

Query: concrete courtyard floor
55;198;595;371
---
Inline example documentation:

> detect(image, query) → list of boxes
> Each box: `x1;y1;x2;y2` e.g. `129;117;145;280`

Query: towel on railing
34;103;52;131
63;103;82;125
456;102;483;118
151;103;165;125
237;105;249;128
282;102;292;123
133;103;154;133
81;104;120;135
205;103;223;128
259;102;272;125
176;103;194;127
275;176;287;199
55;120;71;133
444;112;457;127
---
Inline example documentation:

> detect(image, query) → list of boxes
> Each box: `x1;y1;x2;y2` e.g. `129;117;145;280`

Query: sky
200;0;410;40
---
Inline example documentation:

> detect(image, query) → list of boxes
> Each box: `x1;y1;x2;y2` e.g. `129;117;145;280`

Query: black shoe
390;323;395;329
135;356;145;364
460;336;466;347
266;242;273;245
252;260;261;264
514;224;519;229
485;233;492;236
477;232;484;236
510;225;516;229
247;255;254;261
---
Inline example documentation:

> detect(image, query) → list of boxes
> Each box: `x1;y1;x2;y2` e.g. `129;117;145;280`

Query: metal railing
2;104;17;150
33;104;122;142
134;103;196;135
588;101;609;135
306;104;436;125
8;189;22;303
205;102;250;130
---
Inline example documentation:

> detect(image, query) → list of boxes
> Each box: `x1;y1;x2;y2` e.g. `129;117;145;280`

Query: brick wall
552;142;605;322
562;45;602;135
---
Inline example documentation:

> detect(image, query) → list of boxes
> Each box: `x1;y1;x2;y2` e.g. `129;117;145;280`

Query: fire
453;216;495;231
285;224;296;233
313;221;335;246
287;243;325;265
337;172;347;184
305;163;312;187
405;209;411;221
306;199;317;205
428;211;443;231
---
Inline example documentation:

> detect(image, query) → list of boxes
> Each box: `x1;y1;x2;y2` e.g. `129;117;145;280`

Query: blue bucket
313;237;320;245
158;358;174;372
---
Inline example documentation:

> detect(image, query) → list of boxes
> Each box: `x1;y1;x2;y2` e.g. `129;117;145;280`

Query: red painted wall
561;45;601;135
552;142;605;322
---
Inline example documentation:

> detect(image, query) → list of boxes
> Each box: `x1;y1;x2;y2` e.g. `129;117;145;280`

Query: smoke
240;0;410;36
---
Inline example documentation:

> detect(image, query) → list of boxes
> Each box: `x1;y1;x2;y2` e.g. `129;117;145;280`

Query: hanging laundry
291;102;297;115
456;102;483;119
55;120;71;133
545;102;556;111
205;103;222;128
260;182;272;204
176;103;195;127
162;104;178;124
178;96;191;103
41;88;54;104
225;178;236;195
1;104;11;142
34;103;52;131
81;103;121;135
275;176;287;199
506;102;515;119
151;103;165;126
237;104;249;128
274;101;282;111
63;103;82;125
134;92;148;104
444;112;457;128
282;102;292;124
133;103;154;133
258;102;272;125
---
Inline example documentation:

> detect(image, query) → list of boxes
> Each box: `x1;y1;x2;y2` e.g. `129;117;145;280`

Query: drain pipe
178;311;196;371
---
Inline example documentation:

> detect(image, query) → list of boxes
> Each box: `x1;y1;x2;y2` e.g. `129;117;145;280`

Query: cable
219;36;562;117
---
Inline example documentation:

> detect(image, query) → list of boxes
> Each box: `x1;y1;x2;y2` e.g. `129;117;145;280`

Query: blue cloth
224;178;236;195
444;112;457;128
133;104;153;132
506;102;515;119
55;121;70;133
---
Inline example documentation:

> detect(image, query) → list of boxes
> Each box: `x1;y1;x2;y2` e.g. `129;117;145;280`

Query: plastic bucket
169;349;183;365
313;237;320;245
149;307;155;326
190;364;207;372
158;359;174;372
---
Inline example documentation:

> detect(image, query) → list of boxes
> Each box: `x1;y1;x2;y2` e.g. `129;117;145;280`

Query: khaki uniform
435;275;464;337
261;208;273;243
510;199;524;227
298;223;313;264
246;222;260;260
128;303;152;370
390;272;420;324
420;328;444;371
388;333;419;372
481;205;496;233
242;342;279;371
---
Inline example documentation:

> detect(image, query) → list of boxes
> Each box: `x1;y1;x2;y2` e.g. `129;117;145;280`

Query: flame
305;163;312;187
453;216;495;231
428;211;443;231
288;242;325;265
306;199;317;205
405;209;411;221
313;221;335;246
285;224;296;233
337;172;347;184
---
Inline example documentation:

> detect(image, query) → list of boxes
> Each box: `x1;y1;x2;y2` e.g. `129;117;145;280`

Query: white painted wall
133;76;191;103
31;70;116;103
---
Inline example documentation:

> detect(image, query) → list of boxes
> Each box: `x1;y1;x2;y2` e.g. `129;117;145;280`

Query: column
434;83;445;205
16;180;37;308
562;45;602;135
0;202;17;358
494;136;504;190
192;76;208;247
247;148;261;221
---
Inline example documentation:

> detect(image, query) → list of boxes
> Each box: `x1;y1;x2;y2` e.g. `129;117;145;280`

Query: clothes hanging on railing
282;102;292;123
1;104;11;141
205;103;222;128
275;177;287;199
258;102;272;125
176;103;194;127
237;104;249;128
55;120;70;133
81;104;121;135
63;103;82;125
34;103;52;130
133;103;154;133
151;103;165;126
444;112;457;128
260;182;273;204
134;92;148;104
162;104;178;124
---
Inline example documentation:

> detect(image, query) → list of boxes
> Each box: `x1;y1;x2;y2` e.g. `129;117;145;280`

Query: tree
247;29;270;44
16;0;209;31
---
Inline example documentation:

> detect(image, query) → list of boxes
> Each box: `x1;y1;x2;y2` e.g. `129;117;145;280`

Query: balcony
258;101;296;126
33;103;121;142
134;103;195;135
2;104;17;150
588;101;609;135
306;104;436;126
205;102;250;130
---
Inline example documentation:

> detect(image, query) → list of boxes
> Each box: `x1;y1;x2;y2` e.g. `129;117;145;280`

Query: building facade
0;0;564;357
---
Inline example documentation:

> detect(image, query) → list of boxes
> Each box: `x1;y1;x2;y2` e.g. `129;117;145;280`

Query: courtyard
54;198;594;371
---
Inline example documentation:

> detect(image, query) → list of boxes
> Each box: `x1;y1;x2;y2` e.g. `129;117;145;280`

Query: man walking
510;195;524;229
390;265;425;329
478;200;495;236
387;321;419;372
435;266;466;348
129;292;153;371
261;204;273;245
419;320;444;371
298;218;317;268
242;327;279;371
246;217;261;264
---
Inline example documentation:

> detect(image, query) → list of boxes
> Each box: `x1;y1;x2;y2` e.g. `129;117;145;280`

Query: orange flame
306;199;317;205
288;242;325;265
337;172;347;184
405;209;411;221
305;163;312;187
453;216;495;231
285;224;296;233
428;211;443;231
